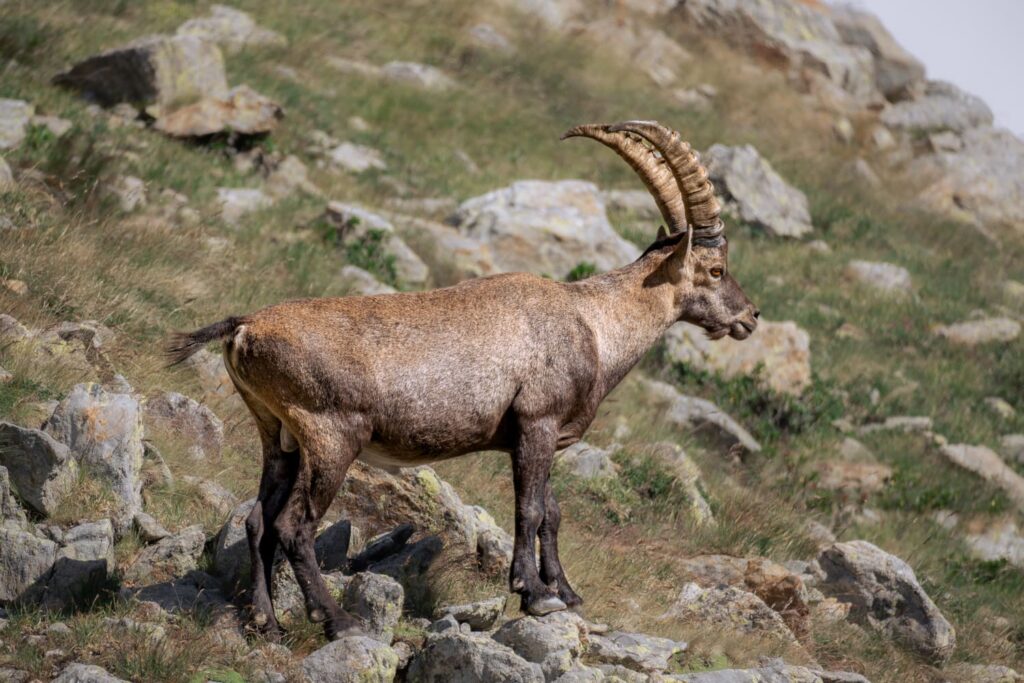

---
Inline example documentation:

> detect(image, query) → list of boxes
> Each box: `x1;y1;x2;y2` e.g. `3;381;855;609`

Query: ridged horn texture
607;120;723;241
561;123;688;234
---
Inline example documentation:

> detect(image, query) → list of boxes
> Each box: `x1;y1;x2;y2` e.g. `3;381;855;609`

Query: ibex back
168;120;759;641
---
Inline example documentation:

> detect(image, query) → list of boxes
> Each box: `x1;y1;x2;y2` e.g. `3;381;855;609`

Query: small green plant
565;261;598;282
345;228;400;288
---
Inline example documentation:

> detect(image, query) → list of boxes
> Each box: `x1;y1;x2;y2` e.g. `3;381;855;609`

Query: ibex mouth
728;319;756;340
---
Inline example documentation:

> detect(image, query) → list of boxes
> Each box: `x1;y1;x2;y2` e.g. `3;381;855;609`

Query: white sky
840;0;1024;136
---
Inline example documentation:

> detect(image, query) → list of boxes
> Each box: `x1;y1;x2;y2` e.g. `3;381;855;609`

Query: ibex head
563;120;758;341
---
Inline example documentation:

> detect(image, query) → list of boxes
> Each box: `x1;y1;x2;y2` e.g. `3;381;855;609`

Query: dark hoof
525;594;568;616
559;587;584;609
249;615;286;643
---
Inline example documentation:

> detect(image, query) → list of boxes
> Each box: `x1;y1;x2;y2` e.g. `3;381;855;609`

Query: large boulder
940;444;1024;511
0;422;79;516
679;0;877;102
342;572;404;644
53;35;229;110
143;391;224;459
587;630;687;674
665;320;812;396
830;6;925;100
644;380;761;454
704;145;813;238
44;383;145;525
407;630;545;682
41;519;115;609
818;540;955;661
124;524;206;583
152;84;283;138
0;527;58;603
660;582;796;643
323;202;430;287
302;635;399;683
0;99;34;150
493;612;587;681
934;318;1021;346
556;441;618;480
395;215;497;284
880;81;993;134
176;4;287;53
910;126;1024;235
450;180;640;278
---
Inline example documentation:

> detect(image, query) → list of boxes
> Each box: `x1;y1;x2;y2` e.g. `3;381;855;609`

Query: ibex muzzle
168;120;757;641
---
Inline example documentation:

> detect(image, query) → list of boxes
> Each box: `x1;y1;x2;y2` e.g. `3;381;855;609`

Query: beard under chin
704;326;731;340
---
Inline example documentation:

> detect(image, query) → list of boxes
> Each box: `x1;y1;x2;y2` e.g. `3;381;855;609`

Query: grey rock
1000;434;1024;464
844;260;912;295
660;582;793;642
984;397;1016;420
645;379;761;453
216;187;272;227
668;659;828;682
42;519;115;609
940;444;1024;512
407;630;544;682
466;505;514;575
588;630;687;674
0;157;13;191
665;319;812;396
337;265;397;296
451;180;640;279
144;391;224;459
323;202;429;286
176;4;286;53
328;142;387;173
133;512;171;543
183;476;238;516
494;612;587;681
942;663;1023;683
436;596;507;630
44;383;144;526
53;34;228;111
105;175;147;213
0;467;27;523
428;614;460;633
30;114;73;138
601;189;659;219
124;524;206;583
704;144;813;238
0;422;79;517
394;215;497;284
152;82;283;139
818;540;955;661
343;572;404;644
0;99;34;150
551;668;605;682
315;518;353;571
0;668;28;683
212;498;255;588
0;526;57;602
183;348;235;402
935;318;1021;347
680;0;877;102
52;663;130;683
965;520;1024;569
831;6;925;99
557;442;618;479
856;416;932;435
468;23;514;53
266;154;319;200
381;61;456;91
302;635;399;683
880;81;993;133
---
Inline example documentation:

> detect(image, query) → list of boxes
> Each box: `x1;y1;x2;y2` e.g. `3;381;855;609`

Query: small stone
935;318;1021;346
468;23;514;53
124;524;206;583
328;142;387;173
342;572;404;644
52;663;130;683
0;279;27;296
985;397;1016;420
133;512;171;543
556;441;618;479
381;61;456;91
337;265;396;296
844;260;912;294
302;635;399;683
806;239;831;254
106;175;147;212
645;379;761;453
183;476;238;516
941;443;1024;511
588;629;688;674
216;187;272;227
853;158;881;187
407;631;543;682
436;596;507;631
31;115;73;138
428;614;460;633
0;99;34;150
857;416;933;435
870;125;896;151
0;422;79;517
833;117;854;144
1001;435;1024;464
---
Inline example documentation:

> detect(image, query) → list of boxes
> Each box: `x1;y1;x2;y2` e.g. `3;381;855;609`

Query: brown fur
168;125;759;640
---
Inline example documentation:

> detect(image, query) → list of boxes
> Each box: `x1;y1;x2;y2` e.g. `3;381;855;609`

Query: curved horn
608;120;723;241
561;124;688;234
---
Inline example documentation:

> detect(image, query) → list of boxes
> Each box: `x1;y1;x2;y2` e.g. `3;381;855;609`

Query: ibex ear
656;225;669;241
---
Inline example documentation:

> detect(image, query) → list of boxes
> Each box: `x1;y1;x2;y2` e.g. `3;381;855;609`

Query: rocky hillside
1;0;1023;681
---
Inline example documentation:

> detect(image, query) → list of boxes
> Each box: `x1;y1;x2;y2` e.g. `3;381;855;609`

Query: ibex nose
753;308;761;320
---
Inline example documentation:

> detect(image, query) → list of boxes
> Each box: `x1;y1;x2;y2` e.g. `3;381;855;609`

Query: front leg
539;481;583;609
510;419;567;616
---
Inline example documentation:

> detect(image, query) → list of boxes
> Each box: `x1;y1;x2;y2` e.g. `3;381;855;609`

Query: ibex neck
569;254;681;392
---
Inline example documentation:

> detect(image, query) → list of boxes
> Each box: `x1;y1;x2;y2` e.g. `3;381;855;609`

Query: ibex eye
710;267;724;278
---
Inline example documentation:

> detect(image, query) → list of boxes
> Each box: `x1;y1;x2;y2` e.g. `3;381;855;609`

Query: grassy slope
1;0;1023;680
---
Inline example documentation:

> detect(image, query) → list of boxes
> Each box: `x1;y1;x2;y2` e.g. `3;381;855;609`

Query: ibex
168;121;758;640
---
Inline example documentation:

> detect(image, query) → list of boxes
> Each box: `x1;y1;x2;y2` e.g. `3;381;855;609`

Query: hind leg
538;481;583;608
274;413;368;640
